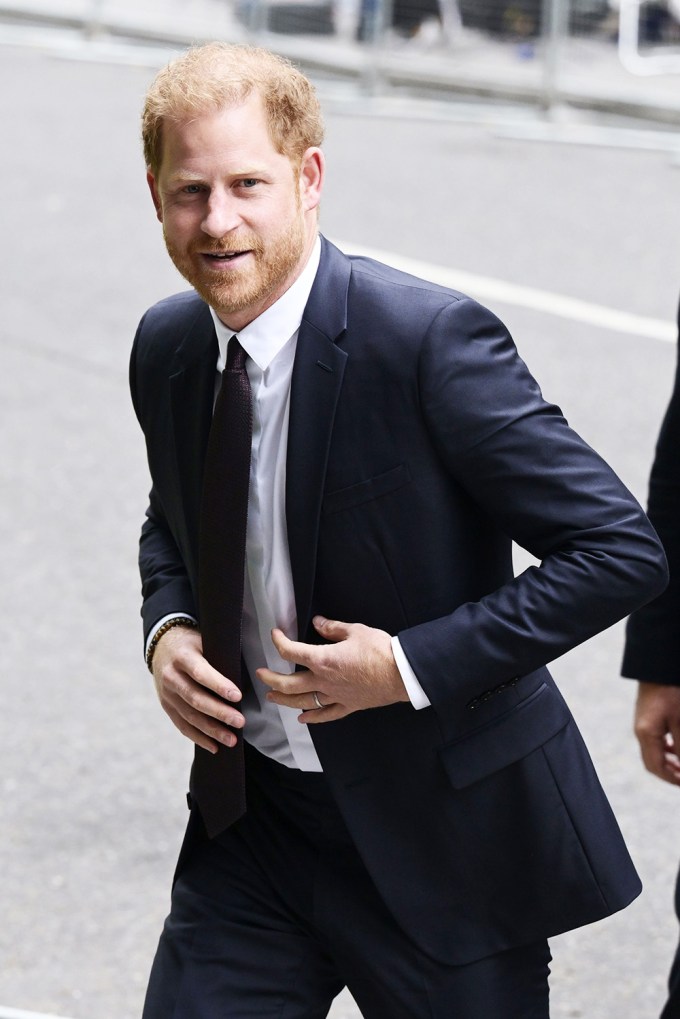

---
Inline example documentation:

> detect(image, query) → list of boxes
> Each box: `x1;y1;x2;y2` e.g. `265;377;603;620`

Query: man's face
147;93;323;331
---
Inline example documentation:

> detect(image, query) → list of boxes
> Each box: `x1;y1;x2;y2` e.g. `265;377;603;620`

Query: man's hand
151;625;245;753
634;682;680;786
258;615;409;723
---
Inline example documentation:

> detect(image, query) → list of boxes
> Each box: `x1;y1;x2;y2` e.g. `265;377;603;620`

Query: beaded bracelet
145;616;198;672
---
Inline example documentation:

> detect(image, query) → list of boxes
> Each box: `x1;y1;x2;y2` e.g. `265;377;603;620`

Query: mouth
198;249;253;274
203;249;251;263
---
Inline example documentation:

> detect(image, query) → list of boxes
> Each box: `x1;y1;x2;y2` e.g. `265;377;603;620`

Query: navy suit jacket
622;301;680;684
131;237;667;965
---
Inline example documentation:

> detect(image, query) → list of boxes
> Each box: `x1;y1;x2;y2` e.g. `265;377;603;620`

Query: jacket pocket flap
323;463;410;515
439;683;570;789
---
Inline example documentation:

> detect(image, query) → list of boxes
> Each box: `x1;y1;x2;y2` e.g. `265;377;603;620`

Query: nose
201;188;240;239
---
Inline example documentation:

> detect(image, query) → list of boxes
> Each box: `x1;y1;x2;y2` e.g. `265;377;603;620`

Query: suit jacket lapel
287;238;351;639
163;241;352;634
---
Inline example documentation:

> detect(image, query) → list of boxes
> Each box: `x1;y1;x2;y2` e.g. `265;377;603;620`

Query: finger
668;725;680;761
172;672;246;727
165;705;239;753
257;667;313;694
191;654;243;702
175;720;220;754
159;642;243;705
299;702;348;723
269;628;320;666
265;689;323;712
312;616;353;641
662;739;680;785
180;698;245;740
638;733;677;784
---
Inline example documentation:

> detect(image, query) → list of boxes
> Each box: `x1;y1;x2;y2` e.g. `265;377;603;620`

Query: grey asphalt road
2;37;680;1019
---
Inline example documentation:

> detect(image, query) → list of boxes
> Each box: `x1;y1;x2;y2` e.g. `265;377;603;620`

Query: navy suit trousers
142;745;551;1018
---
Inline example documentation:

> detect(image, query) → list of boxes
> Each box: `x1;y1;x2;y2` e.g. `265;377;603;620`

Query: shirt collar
210;235;321;372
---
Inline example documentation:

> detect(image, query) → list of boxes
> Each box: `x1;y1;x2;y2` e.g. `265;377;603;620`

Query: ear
298;148;324;213
146;169;164;223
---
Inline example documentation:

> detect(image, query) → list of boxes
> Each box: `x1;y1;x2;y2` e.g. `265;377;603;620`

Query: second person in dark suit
622;299;680;1019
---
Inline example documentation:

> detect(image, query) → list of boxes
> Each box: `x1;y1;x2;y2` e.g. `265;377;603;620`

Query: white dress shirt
150;236;429;772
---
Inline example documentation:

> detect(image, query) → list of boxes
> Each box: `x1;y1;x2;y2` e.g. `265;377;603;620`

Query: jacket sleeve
397;297;668;713
137;490;198;646
130;315;198;649
622;306;680;684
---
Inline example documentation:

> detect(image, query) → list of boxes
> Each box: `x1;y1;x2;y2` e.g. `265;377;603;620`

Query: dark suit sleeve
622;306;680;685
130;316;198;647
137;490;197;644
397;297;668;713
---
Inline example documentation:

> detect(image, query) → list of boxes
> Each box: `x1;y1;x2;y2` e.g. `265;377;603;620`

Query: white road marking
335;239;677;343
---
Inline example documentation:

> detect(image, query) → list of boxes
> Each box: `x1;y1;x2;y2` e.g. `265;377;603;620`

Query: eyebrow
164;171;206;186
165;168;265;186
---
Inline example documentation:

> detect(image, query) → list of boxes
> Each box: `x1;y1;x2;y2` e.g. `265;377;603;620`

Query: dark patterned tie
193;336;251;838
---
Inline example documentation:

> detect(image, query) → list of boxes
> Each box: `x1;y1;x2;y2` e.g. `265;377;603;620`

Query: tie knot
226;336;247;372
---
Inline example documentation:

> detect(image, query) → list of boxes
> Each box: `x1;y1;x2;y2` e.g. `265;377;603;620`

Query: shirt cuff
391;636;431;709
145;612;198;657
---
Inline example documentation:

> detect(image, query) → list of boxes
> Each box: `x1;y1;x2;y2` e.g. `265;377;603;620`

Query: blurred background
1;2;680;1018
2;0;680;116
